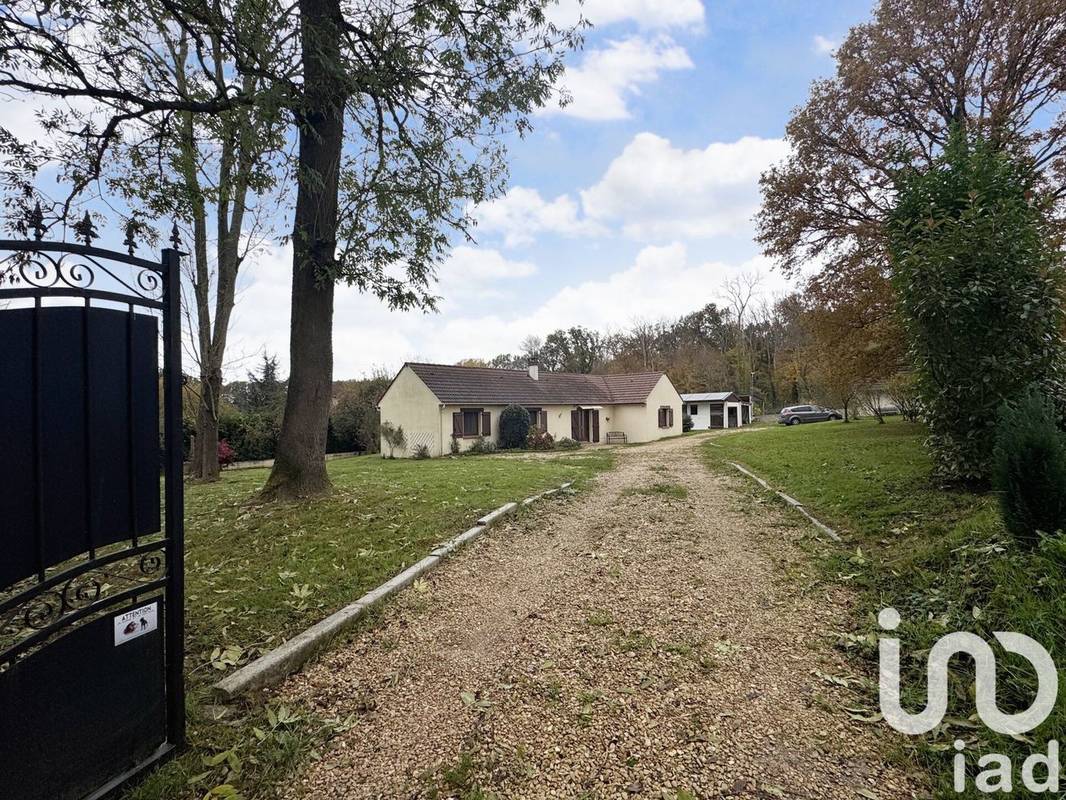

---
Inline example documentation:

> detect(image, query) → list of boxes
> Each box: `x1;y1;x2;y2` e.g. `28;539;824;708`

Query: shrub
526;428;555;450
449;436;461;455
885;372;921;422
218;410;280;461
329;374;390;454
467;435;497;454
380;421;407;458
556;437;581;450
888;131;1066;483
217;438;236;468
413;443;431;459
682;413;693;432
993;388;1066;548
499;404;531;449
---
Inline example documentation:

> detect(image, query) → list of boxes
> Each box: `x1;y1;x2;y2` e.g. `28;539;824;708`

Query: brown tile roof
402;362;666;406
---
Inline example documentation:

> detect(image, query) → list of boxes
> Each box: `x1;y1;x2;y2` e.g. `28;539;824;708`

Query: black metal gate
0;226;185;799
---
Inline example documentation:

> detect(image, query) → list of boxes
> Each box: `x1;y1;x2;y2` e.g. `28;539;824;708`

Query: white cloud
813;35;837;55
223;241;791;380
439;245;536;281
550;0;705;30
1;92;96;148
2;95;49;144
580;133;790;239
225;243;540;377
543;36;693;121
433;246;537;308
471;187;605;247
399;244;789;366
513;243;776;332
477;134;791;247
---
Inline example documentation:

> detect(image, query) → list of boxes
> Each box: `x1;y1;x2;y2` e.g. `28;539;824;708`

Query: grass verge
703;418;1066;798
128;449;613;800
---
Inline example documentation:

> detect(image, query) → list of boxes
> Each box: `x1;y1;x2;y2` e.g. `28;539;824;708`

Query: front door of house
570;408;600;442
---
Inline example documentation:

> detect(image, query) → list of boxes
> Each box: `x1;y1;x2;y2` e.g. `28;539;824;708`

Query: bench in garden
605;431;627;444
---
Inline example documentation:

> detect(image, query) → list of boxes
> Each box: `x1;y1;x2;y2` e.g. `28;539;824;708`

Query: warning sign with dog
113;602;159;646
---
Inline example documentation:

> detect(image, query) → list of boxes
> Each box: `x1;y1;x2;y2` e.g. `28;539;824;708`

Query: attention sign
113;602;159;646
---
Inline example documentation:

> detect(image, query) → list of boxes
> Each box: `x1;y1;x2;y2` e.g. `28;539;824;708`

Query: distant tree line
466;285;902;415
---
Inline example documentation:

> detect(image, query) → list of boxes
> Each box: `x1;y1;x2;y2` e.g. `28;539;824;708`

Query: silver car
778;404;842;425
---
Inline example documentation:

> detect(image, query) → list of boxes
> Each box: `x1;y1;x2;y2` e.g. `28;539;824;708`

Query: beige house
377;362;684;457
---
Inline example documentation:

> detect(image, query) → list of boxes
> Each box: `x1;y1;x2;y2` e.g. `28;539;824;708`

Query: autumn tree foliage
758;0;1066;402
801;289;904;421
759;0;1066;295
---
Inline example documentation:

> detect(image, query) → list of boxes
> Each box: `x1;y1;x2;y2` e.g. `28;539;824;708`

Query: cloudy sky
16;1;875;380
255;0;868;380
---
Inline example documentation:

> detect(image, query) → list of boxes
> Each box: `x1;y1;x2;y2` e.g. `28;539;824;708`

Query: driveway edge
728;462;842;542
214;480;576;698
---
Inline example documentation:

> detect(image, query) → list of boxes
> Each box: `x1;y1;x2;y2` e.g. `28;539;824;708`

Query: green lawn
704;418;1066;798
130;449;613;800
704;417;994;541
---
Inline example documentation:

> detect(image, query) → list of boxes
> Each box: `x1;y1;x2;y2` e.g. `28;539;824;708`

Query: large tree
539;326;604;373
123;7;287;481
1;0;582;500
260;1;581;499
758;0;1066;299
1;0;290;483
0;0;285;195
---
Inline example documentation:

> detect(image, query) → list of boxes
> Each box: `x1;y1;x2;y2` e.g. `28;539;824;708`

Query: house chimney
528;363;539;381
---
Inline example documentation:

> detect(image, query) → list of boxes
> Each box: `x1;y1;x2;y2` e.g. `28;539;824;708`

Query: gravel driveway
282;433;922;799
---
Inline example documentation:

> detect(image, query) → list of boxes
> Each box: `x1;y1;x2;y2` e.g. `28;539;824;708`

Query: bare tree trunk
194;373;222;478
260;0;344;501
175;33;255;483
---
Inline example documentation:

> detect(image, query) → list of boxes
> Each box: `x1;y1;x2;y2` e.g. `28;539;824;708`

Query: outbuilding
681;392;751;429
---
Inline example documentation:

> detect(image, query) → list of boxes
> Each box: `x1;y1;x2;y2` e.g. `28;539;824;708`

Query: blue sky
19;0;877;380
251;0;875;380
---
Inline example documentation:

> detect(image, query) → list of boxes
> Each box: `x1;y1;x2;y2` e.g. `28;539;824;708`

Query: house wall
380;370;684;457
377;366;445;456
438;403;595;453
610;375;683;442
684;400;749;430
540;404;614;442
686;401;715;430
440;404;502;454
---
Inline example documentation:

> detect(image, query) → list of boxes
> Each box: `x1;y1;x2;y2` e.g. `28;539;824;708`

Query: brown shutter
481;411;491;436
591;410;600;443
571;408;580;439
452;412;463;437
657;408;664;427
539;410;548;430
668;407;674;427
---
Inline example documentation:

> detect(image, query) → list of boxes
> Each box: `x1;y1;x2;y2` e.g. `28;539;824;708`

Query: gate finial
169;222;182;250
124;218;138;255
73;211;98;246
28;201;46;241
